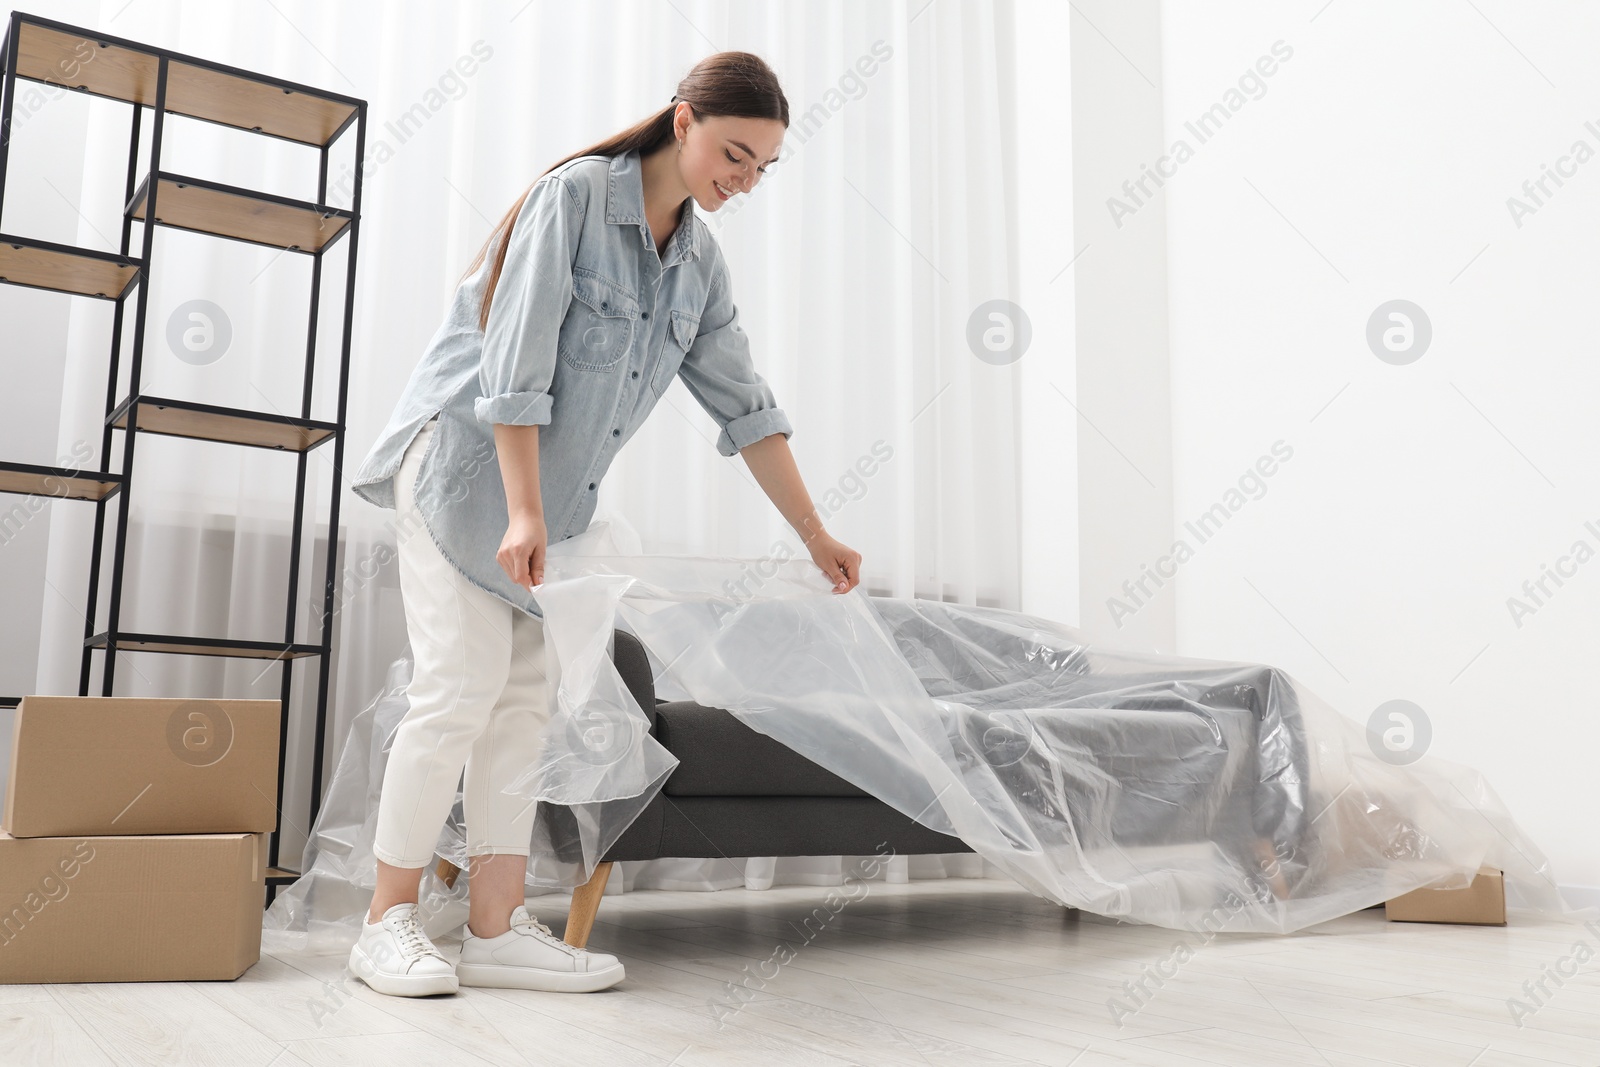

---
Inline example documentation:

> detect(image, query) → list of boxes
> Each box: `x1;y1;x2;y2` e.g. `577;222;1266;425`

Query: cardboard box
3;696;280;837
1386;866;1506;926
0;831;265;982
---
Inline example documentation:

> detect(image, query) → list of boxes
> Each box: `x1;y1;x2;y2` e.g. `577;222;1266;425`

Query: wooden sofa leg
1253;838;1290;900
565;861;613;948
434;857;461;889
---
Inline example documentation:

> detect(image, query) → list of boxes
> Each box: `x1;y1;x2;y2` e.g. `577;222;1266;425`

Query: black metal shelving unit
0;11;367;897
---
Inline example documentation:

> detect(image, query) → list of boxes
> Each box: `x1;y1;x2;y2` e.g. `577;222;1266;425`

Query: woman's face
674;106;786;210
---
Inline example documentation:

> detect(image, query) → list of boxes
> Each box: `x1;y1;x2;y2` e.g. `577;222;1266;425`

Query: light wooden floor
3;879;1597;1066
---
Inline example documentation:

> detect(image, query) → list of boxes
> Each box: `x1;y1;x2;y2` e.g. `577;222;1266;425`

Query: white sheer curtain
32;0;1050;892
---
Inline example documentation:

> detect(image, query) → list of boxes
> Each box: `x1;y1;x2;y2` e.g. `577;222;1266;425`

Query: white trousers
372;417;555;869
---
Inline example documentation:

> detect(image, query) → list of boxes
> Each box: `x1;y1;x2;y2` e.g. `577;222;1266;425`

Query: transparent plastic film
509;517;1591;935
268;514;1593;950
507;564;677;889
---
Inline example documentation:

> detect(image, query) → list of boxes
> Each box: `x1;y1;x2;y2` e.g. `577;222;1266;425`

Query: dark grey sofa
433;626;1315;945
534;629;975;946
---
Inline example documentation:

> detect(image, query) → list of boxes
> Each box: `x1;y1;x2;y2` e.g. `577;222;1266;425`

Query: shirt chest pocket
559;268;639;371
650;307;700;397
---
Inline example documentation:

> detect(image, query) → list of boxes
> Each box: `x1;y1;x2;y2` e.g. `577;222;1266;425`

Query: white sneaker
457;905;625;992
348;902;459;997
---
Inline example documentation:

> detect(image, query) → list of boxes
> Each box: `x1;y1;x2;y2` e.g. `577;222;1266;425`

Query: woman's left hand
807;532;862;594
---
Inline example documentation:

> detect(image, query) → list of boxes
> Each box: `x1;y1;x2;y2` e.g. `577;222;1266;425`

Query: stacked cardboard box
1;695;281;982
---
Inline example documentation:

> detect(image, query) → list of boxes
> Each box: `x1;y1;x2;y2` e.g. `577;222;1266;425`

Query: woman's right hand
497;508;548;591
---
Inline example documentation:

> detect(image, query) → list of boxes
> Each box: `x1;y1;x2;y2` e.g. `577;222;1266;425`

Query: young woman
346;51;862;997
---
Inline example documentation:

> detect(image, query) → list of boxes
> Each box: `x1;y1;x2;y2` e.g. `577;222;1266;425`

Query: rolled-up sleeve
474;175;585;427
677;248;794;457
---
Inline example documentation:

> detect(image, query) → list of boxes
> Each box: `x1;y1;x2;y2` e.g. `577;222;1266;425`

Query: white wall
1158;1;1600;895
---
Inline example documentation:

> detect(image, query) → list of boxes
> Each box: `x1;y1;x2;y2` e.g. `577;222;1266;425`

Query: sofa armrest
610;629;658;736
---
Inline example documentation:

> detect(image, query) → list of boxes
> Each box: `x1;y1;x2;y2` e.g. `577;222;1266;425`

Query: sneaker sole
456;959;625;993
348;943;459;997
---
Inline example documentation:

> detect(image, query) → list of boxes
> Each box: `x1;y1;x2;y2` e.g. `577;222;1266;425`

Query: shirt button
612;429;620;436
631;370;638;378
588;483;596;490
640;311;648;319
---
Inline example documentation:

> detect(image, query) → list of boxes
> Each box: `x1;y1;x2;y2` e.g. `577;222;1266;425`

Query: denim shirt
349;148;793;618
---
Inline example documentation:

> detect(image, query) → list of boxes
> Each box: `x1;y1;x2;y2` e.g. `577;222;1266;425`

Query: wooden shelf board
110;396;338;453
0;463;121;501
0;236;140;299
85;631;324;660
15;20;359;147
129;174;352;254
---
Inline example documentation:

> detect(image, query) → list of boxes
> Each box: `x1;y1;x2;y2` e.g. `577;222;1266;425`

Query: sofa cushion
605;795;972;860
654;701;869;797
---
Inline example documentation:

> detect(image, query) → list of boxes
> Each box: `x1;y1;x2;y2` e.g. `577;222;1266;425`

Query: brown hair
463;51;790;332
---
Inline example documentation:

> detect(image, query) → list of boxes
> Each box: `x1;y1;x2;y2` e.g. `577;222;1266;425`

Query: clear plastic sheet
266;514;1594;950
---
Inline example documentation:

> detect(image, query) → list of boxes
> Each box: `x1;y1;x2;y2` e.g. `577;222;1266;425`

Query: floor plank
0;880;1594;1066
